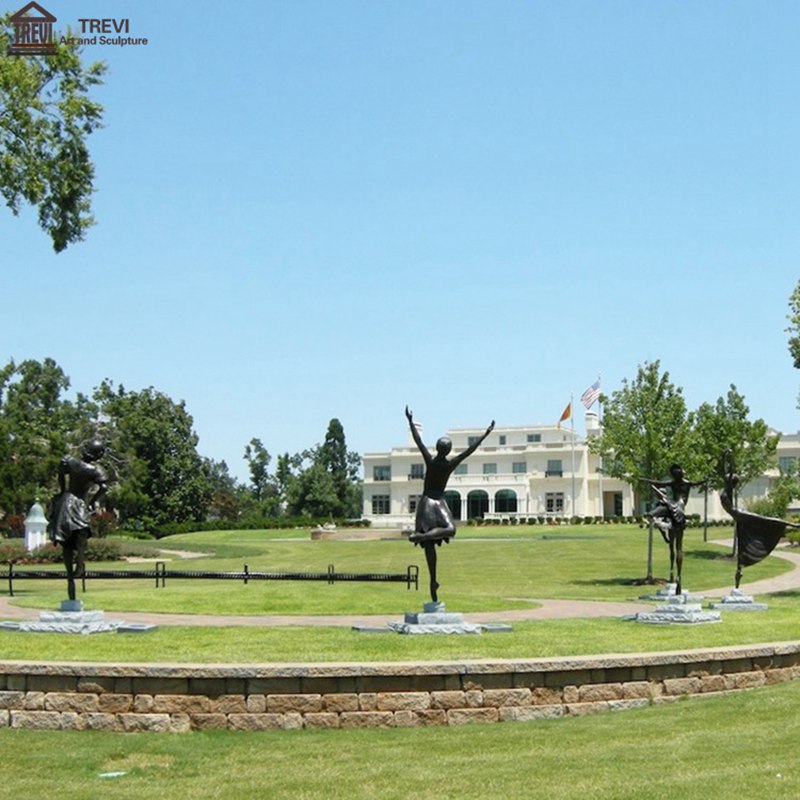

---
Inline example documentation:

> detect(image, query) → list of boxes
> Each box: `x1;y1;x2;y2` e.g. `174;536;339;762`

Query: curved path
2;544;800;629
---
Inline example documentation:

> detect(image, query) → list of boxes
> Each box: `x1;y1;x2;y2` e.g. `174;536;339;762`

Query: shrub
116;529;156;540
90;510;118;538
0;539;123;564
153;516;373;538
0;514;25;538
0;540;27;563
86;538;122;561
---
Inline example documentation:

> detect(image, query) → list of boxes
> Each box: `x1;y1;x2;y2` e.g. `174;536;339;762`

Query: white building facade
363;413;635;528
362;414;800;528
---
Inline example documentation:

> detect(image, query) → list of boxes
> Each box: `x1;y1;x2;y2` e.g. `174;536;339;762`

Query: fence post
327;564;335;585
407;565;419;591
244;564;249;585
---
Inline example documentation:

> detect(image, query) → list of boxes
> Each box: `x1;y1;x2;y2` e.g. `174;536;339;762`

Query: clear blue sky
2;0;798;481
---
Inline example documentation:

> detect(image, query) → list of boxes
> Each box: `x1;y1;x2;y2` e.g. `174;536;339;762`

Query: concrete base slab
635;595;722;625
117;623;159;633
639;583;705;602
710;588;768;612
0;607;126;634
382;603;512;635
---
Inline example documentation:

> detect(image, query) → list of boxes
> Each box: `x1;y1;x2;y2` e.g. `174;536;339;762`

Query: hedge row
152;517;371;538
468;516;733;528
0;539;124;565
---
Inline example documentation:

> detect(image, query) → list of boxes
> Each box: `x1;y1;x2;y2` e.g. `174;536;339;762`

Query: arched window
467;490;489;519
444;491;461;521
495;489;517;513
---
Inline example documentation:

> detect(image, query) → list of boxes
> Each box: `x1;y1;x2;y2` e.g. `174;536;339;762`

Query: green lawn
2;679;799;799
6;524;786;615
0;524;797;663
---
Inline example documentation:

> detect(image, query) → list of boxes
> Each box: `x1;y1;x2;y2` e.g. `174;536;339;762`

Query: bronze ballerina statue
720;451;800;588
641;464;707;595
47;439;109;602
405;406;494;602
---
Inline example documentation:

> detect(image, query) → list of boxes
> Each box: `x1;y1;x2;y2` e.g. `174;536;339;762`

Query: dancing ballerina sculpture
720;450;800;588
641;464;707;595
405;406;494;602
47;439;109;602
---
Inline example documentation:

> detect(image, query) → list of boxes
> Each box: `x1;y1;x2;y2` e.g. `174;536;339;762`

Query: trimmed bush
0;538;123;564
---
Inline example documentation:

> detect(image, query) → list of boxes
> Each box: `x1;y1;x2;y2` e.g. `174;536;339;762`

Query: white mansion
362;412;800;527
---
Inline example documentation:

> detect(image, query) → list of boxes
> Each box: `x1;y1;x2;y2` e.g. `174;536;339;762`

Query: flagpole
570;393;576;519
597;375;603;519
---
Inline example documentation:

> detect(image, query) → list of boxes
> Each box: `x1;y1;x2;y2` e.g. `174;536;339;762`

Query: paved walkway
2;543;799;629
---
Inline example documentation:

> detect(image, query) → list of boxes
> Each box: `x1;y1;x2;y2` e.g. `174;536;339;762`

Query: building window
371;495;390;515
512;461;527;474
527;433;541;443
779;457;797;474
546;459;563;477
409;463;424;480
409;494;421;513
483;463;497;475
545;492;564;513
468;436;481;447
444;491;461;520
499;435;506;445
495;489;517;513
373;465;391;481
454;463;468;475
467;490;489;519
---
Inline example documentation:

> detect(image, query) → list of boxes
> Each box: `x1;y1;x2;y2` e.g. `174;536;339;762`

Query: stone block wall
1;641;799;733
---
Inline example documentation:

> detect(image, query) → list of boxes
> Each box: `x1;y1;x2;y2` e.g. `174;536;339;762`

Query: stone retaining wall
2;641;800;733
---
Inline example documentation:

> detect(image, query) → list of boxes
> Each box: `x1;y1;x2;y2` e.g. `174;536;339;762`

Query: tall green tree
281;420;362;520
688;385;778;490
205;458;241;522
588;361;693;582
94;381;212;530
241;437;280;518
787;279;800;372
318;418;362;518
284;460;340;519
1;18;106;251
588;360;693;508
0;357;95;514
243;438;272;502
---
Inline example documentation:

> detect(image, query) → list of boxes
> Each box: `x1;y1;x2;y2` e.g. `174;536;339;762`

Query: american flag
580;380;600;409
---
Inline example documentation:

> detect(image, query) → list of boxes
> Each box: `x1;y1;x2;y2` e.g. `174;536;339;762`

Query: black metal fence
0;562;419;597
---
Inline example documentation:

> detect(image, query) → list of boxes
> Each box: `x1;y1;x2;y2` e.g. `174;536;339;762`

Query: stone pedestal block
635;594;721;625
710;588;768;612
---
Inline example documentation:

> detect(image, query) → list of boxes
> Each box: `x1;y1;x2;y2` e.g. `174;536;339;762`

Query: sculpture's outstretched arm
405;406;432;466
451;420;495;467
87;480;107;512
640;477;670;489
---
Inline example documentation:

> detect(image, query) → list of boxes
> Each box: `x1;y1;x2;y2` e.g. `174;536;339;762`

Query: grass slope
1;680;798;799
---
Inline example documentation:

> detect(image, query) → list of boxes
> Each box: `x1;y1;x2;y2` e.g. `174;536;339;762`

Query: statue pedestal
388;602;483;635
0;603;157;634
358;602;509;635
635;594;721;625
710;588;768;612
639;583;705;602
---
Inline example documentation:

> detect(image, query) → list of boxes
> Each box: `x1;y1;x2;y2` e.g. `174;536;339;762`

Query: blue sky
2;0;799;481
